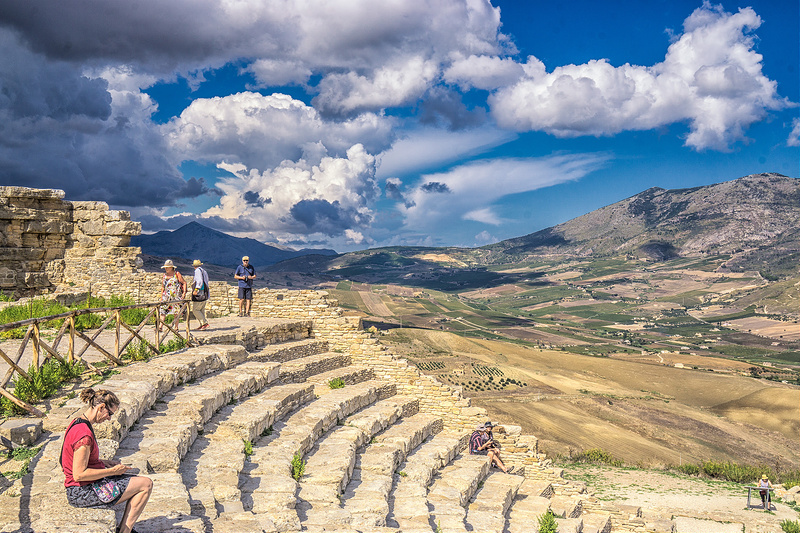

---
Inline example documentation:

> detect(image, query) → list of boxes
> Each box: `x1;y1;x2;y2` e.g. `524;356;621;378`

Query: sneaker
198;323;210;330
245;313;251;317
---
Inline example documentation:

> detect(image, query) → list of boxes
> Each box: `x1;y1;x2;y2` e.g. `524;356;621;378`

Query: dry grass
384;328;800;468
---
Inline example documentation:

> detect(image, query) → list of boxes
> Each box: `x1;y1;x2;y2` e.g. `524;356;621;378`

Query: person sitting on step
61;388;153;533
469;422;511;473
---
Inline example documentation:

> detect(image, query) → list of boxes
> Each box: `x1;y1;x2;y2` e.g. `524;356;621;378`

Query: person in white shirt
191;259;210;330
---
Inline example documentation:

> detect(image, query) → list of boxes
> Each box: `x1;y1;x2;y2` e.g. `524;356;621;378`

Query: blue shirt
235;264;255;288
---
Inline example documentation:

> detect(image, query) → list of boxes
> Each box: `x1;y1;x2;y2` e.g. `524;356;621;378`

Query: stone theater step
307;364;375;396
465;471;525;532
341;413;443;529
426;454;492;532
388;431;467;530
192;318;313;350
44;344;250;438
181;382;315;518
249;338;328;362
115;360;280;473
240;380;395;531
278;351;351;383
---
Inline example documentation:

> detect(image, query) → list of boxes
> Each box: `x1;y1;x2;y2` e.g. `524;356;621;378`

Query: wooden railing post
185;301;191;343
156;305;161;348
68;315;75;363
115;309;121;361
32;322;40;370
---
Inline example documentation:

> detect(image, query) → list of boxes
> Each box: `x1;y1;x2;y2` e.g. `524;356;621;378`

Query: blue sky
0;0;797;252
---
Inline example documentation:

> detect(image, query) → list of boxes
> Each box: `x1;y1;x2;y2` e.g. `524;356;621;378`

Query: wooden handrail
0;298;194;417
0;299;190;331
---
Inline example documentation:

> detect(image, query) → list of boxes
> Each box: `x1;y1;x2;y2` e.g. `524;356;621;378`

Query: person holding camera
234;255;256;317
469;422;511;473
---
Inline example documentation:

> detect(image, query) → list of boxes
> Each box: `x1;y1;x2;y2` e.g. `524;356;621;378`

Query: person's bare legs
245;298;252;316
116;476;153;533
488;450;507;473
239;299;245;316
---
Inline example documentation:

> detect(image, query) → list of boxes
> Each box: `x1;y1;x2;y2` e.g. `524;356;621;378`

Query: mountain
484;173;800;267
131;222;337;268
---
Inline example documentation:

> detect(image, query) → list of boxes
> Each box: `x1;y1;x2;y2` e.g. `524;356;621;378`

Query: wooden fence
0;300;194;416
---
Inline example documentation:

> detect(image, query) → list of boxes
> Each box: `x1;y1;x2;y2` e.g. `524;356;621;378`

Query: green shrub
291;452;306;480
159;337;187;354
537;511;557;533
700;460;765;484
328;378;345;389
125;340;152;362
243;439;253;457
1;359;82;415
674;463;700;476
573;448;623;467
781;519;800;533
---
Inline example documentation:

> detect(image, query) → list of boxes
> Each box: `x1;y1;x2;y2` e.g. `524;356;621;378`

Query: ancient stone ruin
0;187;141;298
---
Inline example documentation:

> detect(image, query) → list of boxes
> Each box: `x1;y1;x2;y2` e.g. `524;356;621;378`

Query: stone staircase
0;317;674;533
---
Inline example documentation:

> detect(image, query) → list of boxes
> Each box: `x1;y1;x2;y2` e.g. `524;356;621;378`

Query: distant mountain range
266;173;800;279
131;222;337;268
483;173;800;268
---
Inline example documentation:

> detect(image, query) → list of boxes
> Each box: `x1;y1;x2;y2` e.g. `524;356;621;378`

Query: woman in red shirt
61;388;153;533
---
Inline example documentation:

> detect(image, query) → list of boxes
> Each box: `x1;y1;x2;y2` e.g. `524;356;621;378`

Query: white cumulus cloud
204;144;378;241
399;153;610;232
164;92;394;170
789;118;800;147
444;55;525;91
488;3;790;151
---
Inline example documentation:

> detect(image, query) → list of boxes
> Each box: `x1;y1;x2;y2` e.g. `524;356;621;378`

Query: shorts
238;287;252;300
66;474;132;508
471;449;488;456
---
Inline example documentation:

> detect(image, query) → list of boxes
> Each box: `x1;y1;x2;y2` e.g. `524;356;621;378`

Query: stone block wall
0;187;141;298
0;187;71;295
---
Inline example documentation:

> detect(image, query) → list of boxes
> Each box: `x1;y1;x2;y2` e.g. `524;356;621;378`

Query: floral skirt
66;474;132;508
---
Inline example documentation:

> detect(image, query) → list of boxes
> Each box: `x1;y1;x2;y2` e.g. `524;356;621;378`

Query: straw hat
762;474;769;480
160;259;175;269
192;259;203;267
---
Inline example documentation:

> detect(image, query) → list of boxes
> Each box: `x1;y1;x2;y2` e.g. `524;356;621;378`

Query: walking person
62;388;153;533
191;259;210;330
158;259;186;329
234;255;256;317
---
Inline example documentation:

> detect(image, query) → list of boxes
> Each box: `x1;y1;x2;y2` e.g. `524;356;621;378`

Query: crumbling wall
0;187;141;298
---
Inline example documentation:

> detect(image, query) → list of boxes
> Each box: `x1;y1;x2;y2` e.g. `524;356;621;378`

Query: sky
0;0;797;252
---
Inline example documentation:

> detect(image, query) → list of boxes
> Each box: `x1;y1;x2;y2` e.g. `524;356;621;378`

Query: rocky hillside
132;221;337;268
485;173;800;266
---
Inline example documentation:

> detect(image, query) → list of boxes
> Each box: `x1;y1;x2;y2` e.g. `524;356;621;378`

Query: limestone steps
249;338;328;363
465;471;525;533
426;454;492;532
306;364;375;397
114;360;281;473
388;431;467;531
339;413;443;529
278;351;351;383
192;319;313;351
180;382;315;519
240;380;396;531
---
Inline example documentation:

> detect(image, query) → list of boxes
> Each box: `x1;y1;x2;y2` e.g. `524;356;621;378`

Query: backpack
192;268;209;302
